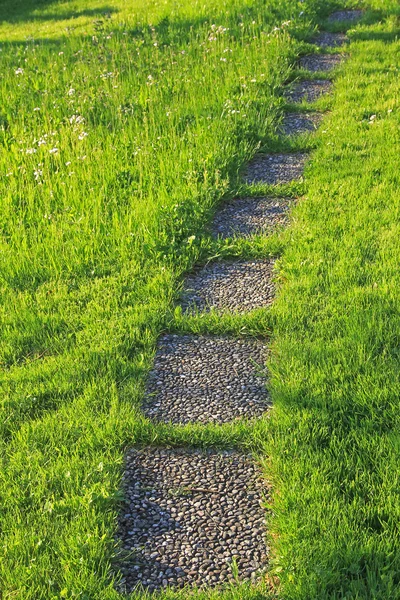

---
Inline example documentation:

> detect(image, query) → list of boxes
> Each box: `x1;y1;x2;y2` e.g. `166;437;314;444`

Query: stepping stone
181;259;275;313
299;53;344;72
328;9;363;23
313;32;349;48
280;112;323;136
116;448;269;593
143;335;270;424
285;79;333;103
212;196;291;238
244;153;309;185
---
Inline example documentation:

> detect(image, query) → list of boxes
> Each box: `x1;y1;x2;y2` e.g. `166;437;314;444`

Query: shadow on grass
351;29;400;43
0;0;118;24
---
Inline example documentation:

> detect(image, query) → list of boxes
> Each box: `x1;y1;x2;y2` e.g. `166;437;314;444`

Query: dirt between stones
116;448;269;593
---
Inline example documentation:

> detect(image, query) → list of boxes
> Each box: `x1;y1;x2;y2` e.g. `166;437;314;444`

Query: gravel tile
212;196;292;239
328;10;364;23
280;112;322;136
116;448;269;592
313;32;349;48
181;259;275;313
244;153;309;185
143;335;270;424
284;79;333;103
299;53;344;72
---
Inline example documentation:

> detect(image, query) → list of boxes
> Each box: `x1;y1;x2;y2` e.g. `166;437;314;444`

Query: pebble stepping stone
299;53;344;72
116;448;269;592
285;79;333;103
244;152;309;185
313;32;349;48
143;335;270;424
328;9;363;23
280;112;322;136
212;196;291;238
181;259;275;313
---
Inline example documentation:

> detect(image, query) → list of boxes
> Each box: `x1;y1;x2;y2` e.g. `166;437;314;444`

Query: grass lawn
1;0;400;598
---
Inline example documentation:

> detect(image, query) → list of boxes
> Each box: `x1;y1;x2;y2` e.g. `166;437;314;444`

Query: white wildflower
15;67;24;75
49;147;58;154
69;114;85;125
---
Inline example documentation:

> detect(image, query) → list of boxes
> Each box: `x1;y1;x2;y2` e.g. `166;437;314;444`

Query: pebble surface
313;32;349;48
328;10;364;23
181;259;276;313
299;53;344;73
143;335;270;424
285;79;333;103
212;196;292;238
244;153;309;185
116;448;269;593
280;112;322;136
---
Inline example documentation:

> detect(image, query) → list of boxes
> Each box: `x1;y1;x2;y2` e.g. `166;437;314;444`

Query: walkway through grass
1;0;400;598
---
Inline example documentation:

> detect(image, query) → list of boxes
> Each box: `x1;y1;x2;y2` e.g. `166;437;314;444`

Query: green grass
268;4;400;598
1;0;400;598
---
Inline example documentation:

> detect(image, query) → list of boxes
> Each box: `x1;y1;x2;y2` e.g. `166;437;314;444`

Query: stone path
244;152;309;185
181;259;276;313
313;32;348;48
212;196;291;238
116;11;353;593
285;79;333;103
299;53;344;72
280;112;322;136
328;9;363;23
117;449;269;593
143;335;270;424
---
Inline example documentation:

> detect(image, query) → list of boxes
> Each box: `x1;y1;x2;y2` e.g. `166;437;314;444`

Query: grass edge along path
267;3;400;599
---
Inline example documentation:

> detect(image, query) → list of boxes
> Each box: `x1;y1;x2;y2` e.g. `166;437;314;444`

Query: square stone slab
280;112;322;136
181;259;275;313
328;9;363;23
212;196;291;239
313;32;349;48
244;153;309;185
284;79;333;103
143;335;270;424
299;53;344;72
116;448;269;592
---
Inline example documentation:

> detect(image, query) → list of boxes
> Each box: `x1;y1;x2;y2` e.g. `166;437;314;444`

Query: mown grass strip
268;3;400;598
